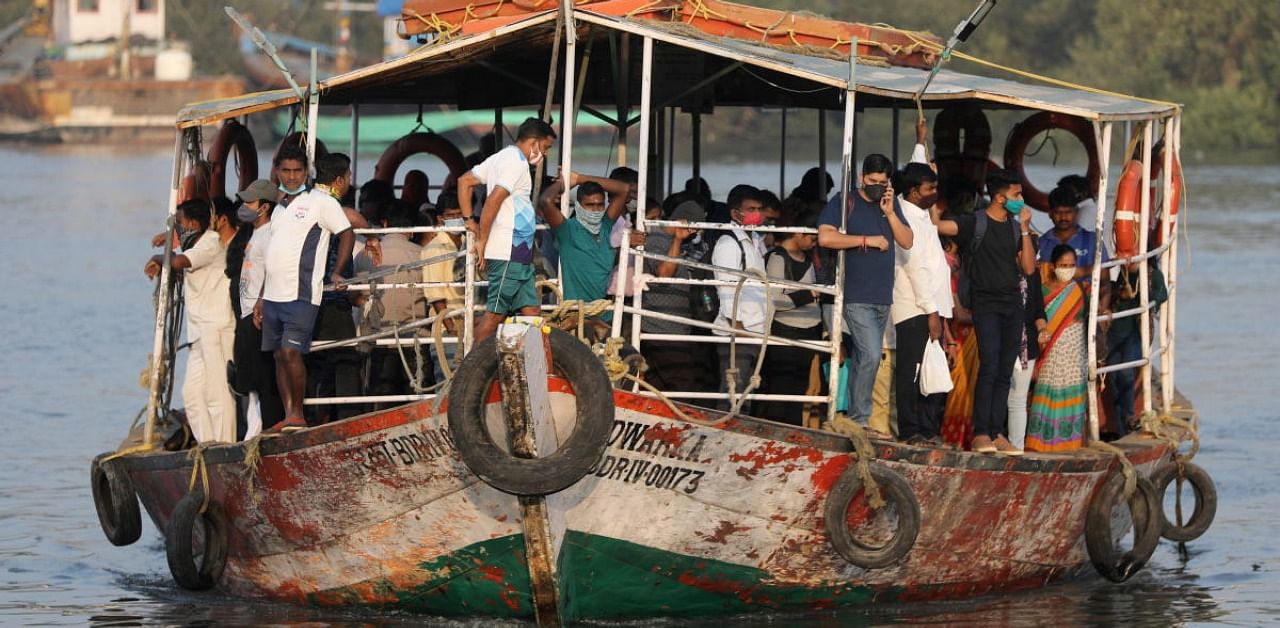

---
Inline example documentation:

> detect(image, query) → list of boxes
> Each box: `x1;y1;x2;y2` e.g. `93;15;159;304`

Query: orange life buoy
1150;147;1182;247
1112;160;1144;260
933;105;992;196
1004;112;1101;212
270;132;329;185
373;132;468;193
206;120;258;199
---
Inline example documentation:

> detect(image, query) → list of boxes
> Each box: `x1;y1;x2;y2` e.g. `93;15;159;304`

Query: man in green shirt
537;172;635;306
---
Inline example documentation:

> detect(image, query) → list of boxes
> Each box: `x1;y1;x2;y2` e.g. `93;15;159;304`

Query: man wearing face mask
273;145;310;205
253;153;355;433
817;154;914;434
422;191;467;383
458;117;557;343
891;162;953;446
230;180;285;437
538;172;633;311
144;200;239;443
935;169;1037;454
711;186;771;410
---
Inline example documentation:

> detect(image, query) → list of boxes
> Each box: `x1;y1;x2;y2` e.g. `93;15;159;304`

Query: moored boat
92;1;1217;624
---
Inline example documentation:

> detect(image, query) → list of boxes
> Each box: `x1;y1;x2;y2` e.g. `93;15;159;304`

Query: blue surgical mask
443;218;465;229
1004;198;1026;214
278;182;306;196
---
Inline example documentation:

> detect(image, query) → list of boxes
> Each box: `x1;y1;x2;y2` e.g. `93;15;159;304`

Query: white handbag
918;339;954;395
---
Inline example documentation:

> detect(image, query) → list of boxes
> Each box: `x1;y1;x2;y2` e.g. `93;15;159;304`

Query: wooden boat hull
120;381;1173;620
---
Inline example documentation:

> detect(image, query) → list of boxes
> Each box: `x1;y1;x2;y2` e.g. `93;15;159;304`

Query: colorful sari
1025;281;1088;452
940;330;978;448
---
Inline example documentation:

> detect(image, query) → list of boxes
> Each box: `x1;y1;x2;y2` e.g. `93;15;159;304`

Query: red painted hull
117;381;1177;618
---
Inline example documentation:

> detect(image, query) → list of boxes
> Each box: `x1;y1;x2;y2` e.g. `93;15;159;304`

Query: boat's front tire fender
164;488;229;591
1150;460;1217;543
824;463;921;570
1085;470;1161;582
91;454;142;547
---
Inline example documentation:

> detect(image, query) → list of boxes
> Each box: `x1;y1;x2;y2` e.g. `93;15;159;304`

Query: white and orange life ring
1112;159;1145;260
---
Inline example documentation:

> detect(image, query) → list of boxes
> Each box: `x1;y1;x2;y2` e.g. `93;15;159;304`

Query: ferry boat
90;1;1215;624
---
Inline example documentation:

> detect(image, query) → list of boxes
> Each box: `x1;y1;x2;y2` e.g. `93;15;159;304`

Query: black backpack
689;233;746;323
956;211;982;310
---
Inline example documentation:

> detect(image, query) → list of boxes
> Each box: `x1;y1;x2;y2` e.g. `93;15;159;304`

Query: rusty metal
496;324;563;627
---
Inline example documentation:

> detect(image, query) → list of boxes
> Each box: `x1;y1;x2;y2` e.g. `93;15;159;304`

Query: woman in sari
940;237;978;449
1025;244;1088;452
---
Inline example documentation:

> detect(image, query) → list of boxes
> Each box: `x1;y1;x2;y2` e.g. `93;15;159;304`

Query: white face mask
1054;267;1076;283
443;218;465;229
528;147;544;166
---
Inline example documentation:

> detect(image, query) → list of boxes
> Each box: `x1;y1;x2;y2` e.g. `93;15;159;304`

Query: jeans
972;306;1022;440
1007;358;1036;449
1107;332;1143;435
842;303;890;423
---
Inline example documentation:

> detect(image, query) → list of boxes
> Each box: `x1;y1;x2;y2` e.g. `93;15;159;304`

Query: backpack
689;233;746;323
956;211;988;310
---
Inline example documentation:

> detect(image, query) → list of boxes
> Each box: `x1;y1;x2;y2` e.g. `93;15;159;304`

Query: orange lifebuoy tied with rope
373;131;469;196
206;119;259;199
1112;140;1184;259
1004;111;1101;212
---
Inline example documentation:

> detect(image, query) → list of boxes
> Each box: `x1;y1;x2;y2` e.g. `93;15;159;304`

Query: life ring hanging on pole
373;131;469;195
1003;112;1101;212
447;327;615;496
1085;469;1161;583
933;104;993;199
823;463;920;569
206;119;259;199
1112;159;1145;260
1150;144;1182;248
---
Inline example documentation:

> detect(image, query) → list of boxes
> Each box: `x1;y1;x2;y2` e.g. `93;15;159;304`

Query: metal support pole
826;40;857;426
144;130;186;447
1137;121;1154;416
463;230;475;354
667;107;675;197
558;4;577;217
1158;114;1176;410
891;105;900;166
779;107;787;195
691;112;701;192
350;102;360;205
623;36;653;346
1086;121;1114;443
818;109;827;201
1164;112;1182;408
306;48;319;174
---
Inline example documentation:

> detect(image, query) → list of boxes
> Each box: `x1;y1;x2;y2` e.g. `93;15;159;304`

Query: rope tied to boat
185;444;213;514
1088;440;1138;501
237;434;267;505
721;268;773;423
824;414;886;509
1139;409;1200;463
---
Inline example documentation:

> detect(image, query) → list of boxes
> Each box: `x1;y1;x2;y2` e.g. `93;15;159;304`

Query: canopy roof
178;10;1177;129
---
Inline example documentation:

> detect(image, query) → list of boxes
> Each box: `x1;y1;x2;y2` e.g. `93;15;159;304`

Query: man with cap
640;200;715;393
231;179;285;437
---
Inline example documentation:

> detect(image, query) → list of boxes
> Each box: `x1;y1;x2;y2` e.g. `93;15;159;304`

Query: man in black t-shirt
936;169;1036;454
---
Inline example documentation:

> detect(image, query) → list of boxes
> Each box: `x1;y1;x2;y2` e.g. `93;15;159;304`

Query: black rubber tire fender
1149;461;1217;543
447;327;615;496
824;463;921;569
90;454;142;547
164;489;229;591
1085;471;1162;583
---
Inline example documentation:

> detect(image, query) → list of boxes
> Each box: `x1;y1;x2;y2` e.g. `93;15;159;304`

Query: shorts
261;299;321;353
485;260;538;315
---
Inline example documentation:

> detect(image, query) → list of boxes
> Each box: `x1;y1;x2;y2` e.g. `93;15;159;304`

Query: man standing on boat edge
253;153;356;433
458;117;557;343
818;154;913;434
934;169;1036;454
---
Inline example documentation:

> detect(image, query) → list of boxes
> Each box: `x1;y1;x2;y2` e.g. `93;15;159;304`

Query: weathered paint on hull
120;381;1175;620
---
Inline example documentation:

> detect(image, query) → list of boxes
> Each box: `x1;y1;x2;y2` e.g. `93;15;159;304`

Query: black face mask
863;183;888;202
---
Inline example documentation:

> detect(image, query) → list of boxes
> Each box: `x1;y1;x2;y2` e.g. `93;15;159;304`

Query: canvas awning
177;10;1177;128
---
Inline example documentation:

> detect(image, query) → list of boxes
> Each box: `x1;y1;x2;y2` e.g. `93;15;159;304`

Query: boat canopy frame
147;7;1184;447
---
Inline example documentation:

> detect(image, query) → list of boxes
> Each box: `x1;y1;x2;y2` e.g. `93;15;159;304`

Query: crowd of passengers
145;117;1165;455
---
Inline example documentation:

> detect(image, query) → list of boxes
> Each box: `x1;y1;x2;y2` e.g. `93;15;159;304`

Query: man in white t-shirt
254;153;355;432
457;117;557;342
145;200;238;443
231;179;285;437
712;186;770;410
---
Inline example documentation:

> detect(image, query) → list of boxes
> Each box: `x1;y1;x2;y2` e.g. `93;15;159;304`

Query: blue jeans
842;303;890;423
972;307;1022;439
1107;332;1142;435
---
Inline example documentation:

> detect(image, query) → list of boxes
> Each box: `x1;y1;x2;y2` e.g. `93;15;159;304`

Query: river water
1;145;1277;626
